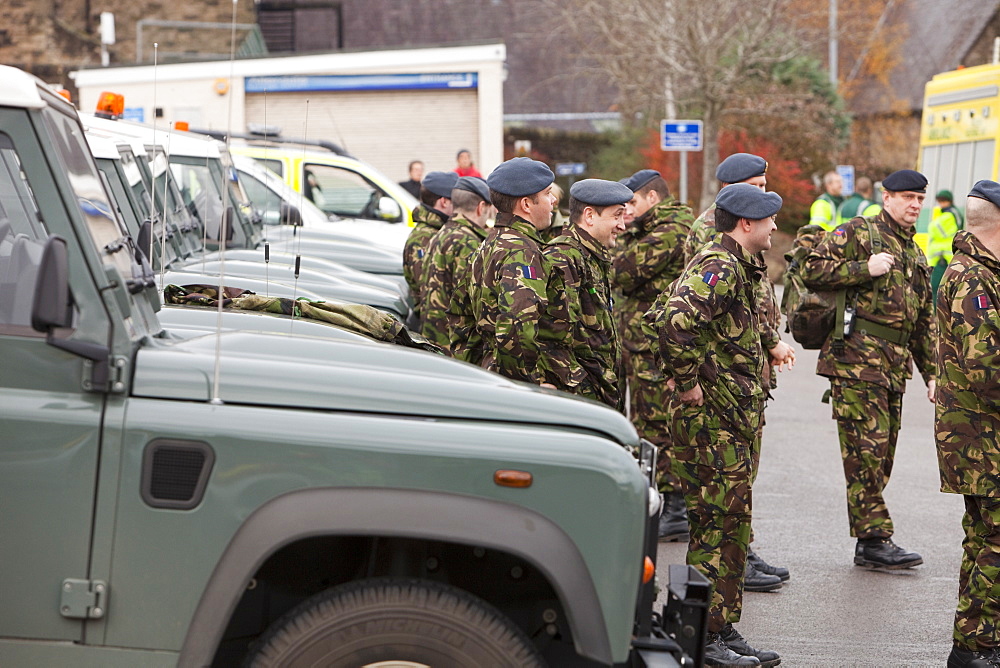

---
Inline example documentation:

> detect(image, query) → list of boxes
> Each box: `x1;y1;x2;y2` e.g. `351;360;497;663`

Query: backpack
780;217;883;350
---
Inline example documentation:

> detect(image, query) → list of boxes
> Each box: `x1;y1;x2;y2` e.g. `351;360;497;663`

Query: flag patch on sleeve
416;248;425;259
974;294;991;309
520;264;539;280
833;227;846;237
702;271;719;287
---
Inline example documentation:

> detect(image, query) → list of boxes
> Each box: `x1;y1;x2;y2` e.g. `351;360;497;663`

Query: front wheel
244;577;545;668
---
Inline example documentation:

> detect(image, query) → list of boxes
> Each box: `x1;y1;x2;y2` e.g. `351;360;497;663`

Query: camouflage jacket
403;204;448;320
543;224;623;410
801;211;935;392
653;234;776;439
421;214;489;351
935;231;1000;496
683;202;781;387
683;202;719;266
466;213;555;383
611;197;695;353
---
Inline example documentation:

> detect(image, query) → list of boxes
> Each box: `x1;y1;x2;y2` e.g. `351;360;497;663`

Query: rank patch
702;271;719;287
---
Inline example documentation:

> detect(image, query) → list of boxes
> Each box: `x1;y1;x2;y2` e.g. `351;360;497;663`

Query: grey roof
849;0;1000;115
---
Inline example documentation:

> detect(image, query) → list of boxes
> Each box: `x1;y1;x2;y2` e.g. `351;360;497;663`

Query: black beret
569;179;634;207
716;153;767;184
968;180;1000;208
624;169;660;192
715;182;783;219
882;169;927;193
422;171;459;198
453;176;490;202
487;157;554;197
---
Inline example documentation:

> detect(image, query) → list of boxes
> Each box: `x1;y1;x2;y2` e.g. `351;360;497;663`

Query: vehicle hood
132;330;638;445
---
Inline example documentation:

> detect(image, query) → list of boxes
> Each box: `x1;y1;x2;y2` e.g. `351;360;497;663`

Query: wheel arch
177;487;612;667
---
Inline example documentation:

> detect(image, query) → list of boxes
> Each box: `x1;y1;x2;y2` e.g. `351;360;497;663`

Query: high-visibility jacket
928;205;963;265
809;193;844;231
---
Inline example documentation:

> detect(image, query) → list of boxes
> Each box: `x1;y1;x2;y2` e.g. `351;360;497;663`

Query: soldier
684;152;791;591
802;168;936;569
936;180;1000;668
655;183;784;667
463;157;557;382
422;176;493;351
611;169;695;541
542;179;633;409
402;170;459;325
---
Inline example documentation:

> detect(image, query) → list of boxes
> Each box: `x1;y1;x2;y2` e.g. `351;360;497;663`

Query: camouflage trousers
954;495;1000;651
668;395;760;633
829;378;902;539
626;350;679;494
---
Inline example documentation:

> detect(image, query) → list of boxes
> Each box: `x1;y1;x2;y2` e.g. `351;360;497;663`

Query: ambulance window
254;157;283;177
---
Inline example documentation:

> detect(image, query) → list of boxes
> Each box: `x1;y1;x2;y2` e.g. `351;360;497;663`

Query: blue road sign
837;165;856;196
660;120;703;151
555;162;586;177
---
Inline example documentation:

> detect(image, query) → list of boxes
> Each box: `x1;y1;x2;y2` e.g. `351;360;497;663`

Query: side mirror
136;219;153;264
31;235;72;332
280;201;303;226
377;196;402;222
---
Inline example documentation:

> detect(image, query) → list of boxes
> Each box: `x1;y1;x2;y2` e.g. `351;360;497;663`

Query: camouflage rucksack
780;218;883;350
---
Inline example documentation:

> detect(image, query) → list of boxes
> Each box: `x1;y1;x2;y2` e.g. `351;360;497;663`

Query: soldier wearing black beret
404;170;459;326
651;182;784;667
541;179;633;408
936;180;1000;668
611;169;696;544
801;168;936;572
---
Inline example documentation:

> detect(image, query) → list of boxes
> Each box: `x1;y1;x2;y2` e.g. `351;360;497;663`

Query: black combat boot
720;624;781;667
854;537;923;569
948;644;1000;667
704;631;761;666
658;491;689;542
747;550;790;582
743;558;782;592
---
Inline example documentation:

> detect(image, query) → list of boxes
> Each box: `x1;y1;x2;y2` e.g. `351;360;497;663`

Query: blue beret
716;153;767;184
453;176;490;202
715;183;782;219
968;180;1000;208
487;157;554;197
624;169;660;192
569;179;634;207
882;169;927;193
421;171;459;198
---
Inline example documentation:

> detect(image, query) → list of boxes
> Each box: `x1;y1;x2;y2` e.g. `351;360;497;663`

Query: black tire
244;577;546;668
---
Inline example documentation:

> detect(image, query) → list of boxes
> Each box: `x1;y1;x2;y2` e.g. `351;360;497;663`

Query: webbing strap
856;317;908;346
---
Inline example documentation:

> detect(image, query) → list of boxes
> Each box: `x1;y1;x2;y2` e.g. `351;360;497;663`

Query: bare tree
546;0;819;209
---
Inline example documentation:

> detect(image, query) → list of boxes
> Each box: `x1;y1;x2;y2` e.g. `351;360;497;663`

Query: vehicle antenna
210;0;240;405
149;43;159;267
261;88;270;295
288;98;309;330
158;123;173;288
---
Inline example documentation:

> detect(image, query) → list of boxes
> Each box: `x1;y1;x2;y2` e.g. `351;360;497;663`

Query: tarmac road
655;341;965;667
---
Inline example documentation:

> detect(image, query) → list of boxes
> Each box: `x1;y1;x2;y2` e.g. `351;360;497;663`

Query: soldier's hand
768;340;796;371
540;382;556;389
666;378;676;392
927;378;936;403
868;252;895;277
678;383;704;407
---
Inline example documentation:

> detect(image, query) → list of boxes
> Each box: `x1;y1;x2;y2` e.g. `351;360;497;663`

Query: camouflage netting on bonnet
163;284;442;353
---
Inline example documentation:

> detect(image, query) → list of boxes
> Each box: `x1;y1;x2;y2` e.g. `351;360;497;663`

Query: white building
71;43;506;182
